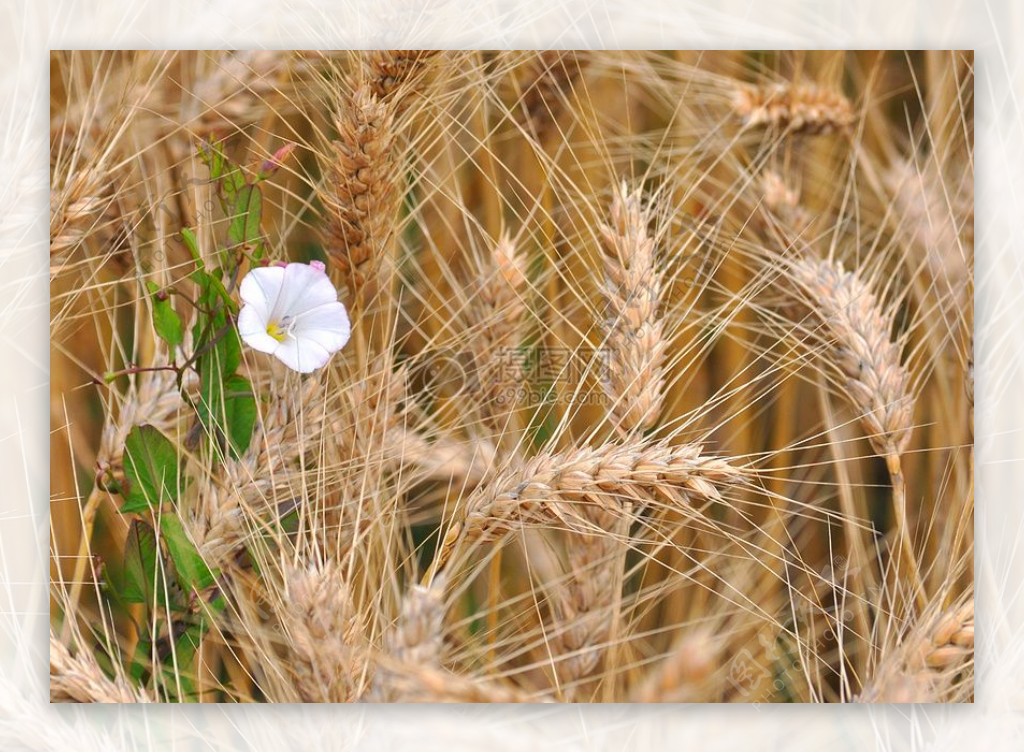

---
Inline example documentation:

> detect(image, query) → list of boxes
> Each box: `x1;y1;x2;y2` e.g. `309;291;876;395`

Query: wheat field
49;50;973;703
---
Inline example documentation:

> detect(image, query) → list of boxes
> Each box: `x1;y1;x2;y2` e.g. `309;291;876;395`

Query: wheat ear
858;596;974;702
599;182;666;435
365;50;441;111
196;371;326;564
467;233;529;436
517;50;583;141
279;560;365;702
187;50;287;136
789;257;924;607
368;579;446;702
884;158;973;318
50;633;153;703
50;166;111;261
458;442;742;545
733;82;854;134
541;182;667;693
629;631;717;702
454;440;738;697
321;84;400;304
760;170;811;234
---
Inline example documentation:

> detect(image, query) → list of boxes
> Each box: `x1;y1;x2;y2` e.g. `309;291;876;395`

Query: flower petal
237;304;280;354
271;262;339;319
272;335;332;373
239;265;286;321
293;302;351;352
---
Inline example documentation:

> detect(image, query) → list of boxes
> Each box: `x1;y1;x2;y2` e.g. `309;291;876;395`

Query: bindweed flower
237;260;351;373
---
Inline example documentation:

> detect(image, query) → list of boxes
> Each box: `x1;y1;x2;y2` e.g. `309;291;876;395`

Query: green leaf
199;141;245;207
160;515;216;593
171;621;205;672
121;425;181;513
146;281;183;348
130;635;152;683
222;374;256;457
179;227;203;268
195;319;242;424
228;184;262;249
122;519;162;605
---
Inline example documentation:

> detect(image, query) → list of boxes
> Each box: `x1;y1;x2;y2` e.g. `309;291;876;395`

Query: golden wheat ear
320;84;400;302
787;256;925;609
599;182;667;436
732;81;854;134
858;595;974;702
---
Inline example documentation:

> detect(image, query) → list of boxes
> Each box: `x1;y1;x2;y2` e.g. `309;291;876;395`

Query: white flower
237;260;351;373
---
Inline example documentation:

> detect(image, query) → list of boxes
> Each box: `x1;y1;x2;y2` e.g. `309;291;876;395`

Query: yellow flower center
266;321;288;342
